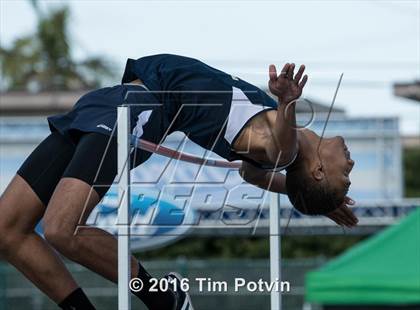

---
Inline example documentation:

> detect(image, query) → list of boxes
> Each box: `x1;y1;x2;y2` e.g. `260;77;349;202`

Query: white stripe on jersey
224;86;272;144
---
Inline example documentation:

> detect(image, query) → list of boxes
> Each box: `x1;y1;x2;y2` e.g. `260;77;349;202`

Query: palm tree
0;1;114;92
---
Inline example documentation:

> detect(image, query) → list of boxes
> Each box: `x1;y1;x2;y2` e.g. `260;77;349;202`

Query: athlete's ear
312;162;325;181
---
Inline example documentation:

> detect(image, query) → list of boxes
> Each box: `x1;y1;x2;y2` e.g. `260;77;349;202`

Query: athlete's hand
268;63;308;103
325;196;359;228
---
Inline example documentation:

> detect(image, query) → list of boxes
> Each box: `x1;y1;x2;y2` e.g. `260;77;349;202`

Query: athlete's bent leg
42;132;177;309
43;177;136;281
0;132;96;309
0;175;79;303
43;178;177;309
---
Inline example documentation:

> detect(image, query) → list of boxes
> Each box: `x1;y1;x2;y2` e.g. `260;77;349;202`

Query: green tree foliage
0;3;113;91
403;147;420;197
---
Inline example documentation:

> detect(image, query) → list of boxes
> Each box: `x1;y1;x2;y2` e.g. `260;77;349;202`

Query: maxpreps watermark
129;277;291;293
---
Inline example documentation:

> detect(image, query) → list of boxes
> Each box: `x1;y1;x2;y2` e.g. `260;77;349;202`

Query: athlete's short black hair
285;165;344;215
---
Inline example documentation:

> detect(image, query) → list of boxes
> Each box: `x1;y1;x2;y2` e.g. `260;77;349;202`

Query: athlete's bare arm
239;161;287;194
267;63;308;166
237;63;307;194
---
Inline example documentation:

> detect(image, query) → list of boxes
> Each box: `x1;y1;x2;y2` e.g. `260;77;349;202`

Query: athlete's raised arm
266;63;308;167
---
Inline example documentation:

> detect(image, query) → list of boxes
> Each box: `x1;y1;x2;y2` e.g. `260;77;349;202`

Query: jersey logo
231;75;239;81
97;124;112;131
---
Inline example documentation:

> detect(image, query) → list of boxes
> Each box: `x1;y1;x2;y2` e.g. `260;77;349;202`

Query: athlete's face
317;135;355;197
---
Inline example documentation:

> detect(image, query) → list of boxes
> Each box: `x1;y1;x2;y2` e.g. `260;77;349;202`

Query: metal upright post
117;106;131;310
270;192;282;310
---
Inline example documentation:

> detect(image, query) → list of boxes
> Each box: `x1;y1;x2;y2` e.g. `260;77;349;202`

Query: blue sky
1;0;419;135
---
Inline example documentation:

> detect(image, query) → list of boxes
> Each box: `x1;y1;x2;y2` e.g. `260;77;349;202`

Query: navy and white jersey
48;54;292;170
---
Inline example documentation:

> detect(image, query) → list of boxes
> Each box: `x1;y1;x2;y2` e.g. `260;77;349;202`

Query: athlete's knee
0;176;45;258
0;215;23;258
0;231;18;258
43;222;80;257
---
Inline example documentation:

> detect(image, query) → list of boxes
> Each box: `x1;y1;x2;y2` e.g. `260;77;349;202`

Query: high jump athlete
0;54;357;310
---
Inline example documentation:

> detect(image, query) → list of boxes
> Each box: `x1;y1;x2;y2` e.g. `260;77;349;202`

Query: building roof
0;90;87;115
402;135;420;149
394;80;420;102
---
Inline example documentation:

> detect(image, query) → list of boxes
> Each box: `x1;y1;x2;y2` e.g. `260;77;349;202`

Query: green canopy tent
306;208;420;309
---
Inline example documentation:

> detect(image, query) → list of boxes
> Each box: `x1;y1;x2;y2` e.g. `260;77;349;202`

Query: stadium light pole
117;106;131;310
270;192;282;309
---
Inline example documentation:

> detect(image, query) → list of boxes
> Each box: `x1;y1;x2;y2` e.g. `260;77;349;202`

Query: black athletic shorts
17;131;118;206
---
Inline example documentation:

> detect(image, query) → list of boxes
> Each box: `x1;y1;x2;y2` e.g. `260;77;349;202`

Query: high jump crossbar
117;105;282;310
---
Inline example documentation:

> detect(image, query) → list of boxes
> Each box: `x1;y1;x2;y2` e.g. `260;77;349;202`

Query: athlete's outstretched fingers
287;63;295;79
269;65;277;82
294;65;305;83
338;206;357;227
280;63;290;78
343;205;358;225
342;197;357;224
327;212;345;226
298;75;308;90
333;208;351;227
334;212;348;226
337;207;353;227
345;196;355;205
327;205;356;227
